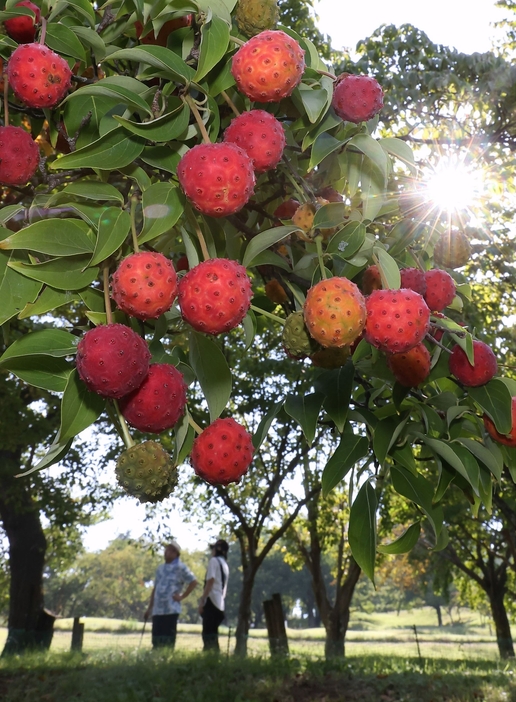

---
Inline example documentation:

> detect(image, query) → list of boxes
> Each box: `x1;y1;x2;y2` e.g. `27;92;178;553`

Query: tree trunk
234;567;255;656
488;586;515;659
0;450;47;655
434;604;443;627
324;557;361;659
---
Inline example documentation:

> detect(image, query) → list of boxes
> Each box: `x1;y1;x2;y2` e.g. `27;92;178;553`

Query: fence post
263;593;289;656
71;617;84;652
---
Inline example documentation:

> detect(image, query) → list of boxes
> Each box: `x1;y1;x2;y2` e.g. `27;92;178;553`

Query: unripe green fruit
235;0;279;37
282;311;319;359
115;441;178;503
433;230;471;269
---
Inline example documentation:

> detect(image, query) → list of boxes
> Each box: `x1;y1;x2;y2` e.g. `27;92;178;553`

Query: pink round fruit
361;265;382;295
332;74;384;123
76;323;151;399
400;267;426;296
484;397;516;447
177;142;255;218
4;1;40;43
0;125;39;185
8;42;72;108
424;269;456;312
111;251;178;320
119;363;187;434
365;288;431;354
387;343;431;387
178;258;253;335
224;109;286;172
231;29;305;103
449;339;497;387
273;198;300;219
191;417;254;485
304;277;366;348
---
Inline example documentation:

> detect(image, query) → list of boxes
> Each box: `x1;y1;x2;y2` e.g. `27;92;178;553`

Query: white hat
167;540;181;554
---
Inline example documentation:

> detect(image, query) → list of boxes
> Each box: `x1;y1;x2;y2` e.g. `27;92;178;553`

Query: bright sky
83;0;509;555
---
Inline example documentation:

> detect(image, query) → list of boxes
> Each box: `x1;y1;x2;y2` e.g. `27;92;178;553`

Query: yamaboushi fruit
448;339;498;387
223;109;286;172
7;42;72;108
484;397;516;447
424;269;457;312
0;125;39;185
304;277;366;348
115;441;178;503
235;0;279;37
191;417;254;485
332;74;384;124
400;267;427;296
4;0;41;43
282;310;319;359
364;289;431;354
387;343;432;387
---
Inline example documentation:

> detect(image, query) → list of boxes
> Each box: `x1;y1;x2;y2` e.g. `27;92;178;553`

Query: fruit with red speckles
362;265;382;295
8;42;72;108
387;343;431;387
115;441;178;503
4;1;40;43
273;199;300;219
0;125;39;185
231;30;305;103
365;288;431;354
424;269;456;312
119;363;187;434
177;142;255;218
135;15;192;46
224;109;285;172
304;277;366;348
449;339;498;387
178;258;253;335
400;267;426;296
191;417;254;485
76;323;151;399
332;74;384;123
433;229;471;269
484;397;516;447
111;251;178;321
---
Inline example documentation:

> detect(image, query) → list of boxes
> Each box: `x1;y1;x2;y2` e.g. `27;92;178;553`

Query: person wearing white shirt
198;539;229;652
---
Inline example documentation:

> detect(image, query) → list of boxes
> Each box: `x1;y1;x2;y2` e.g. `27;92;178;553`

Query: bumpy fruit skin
235;0;279;37
0;126;39;185
76;323;151;399
4;1;40;43
177;142;255;218
115;441;178;503
310;346;350;369
191;417;254;485
135;15;192;45
304;277;366;348
361;265;382;295
365;289;431;354
433;230;471;269
111;251;178;320
8;42;72;108
387;343;431;387
332;74;384;123
119;364;187;434
178;258;253;335
231;30;305;103
274;198;299;219
449;340;498;387
424;269;456;312
484;397;516;447
282;310;319;359
224;109;285;172
400;268;426;296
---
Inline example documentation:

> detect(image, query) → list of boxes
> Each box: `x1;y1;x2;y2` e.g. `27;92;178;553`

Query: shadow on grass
0;650;515;702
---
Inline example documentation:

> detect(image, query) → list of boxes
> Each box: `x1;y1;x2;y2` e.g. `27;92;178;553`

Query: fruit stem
229;35;245;47
425;333;452;353
186;205;211;261
281;155;317;204
113;400;136;449
250;304;285;325
102;264;114;324
314;235;327;280
183;94;211;144
316;69;337;81
39;17;47;44
221;90;240;117
130;195;140;252
188;414;203;435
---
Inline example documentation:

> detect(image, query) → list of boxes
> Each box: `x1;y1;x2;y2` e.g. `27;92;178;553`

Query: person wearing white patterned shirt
145;541;197;649
198;539;229;652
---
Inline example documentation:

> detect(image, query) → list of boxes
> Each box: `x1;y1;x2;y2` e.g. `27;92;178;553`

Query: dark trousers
202;597;225;652
152;613;179;649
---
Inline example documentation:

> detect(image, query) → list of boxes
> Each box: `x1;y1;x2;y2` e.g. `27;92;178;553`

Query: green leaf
284;392;324;446
378;522;421;554
59;370;106;442
49;129;146;171
0;219;95;257
19;287;79;318
45;21;87;61
253;401;283;450
195;14;230;82
105;46;195;83
49;0;95;26
0;329;77;363
391;464;443;540
47;180;124;205
8;257;99;291
416;433;479;493
18;437;73;476
139;183;184;244
373;246;401;289
90;208;131;266
456;437;503;481
314;362;354;433
0;252;42;325
313;203;346;230
468;379;513;435
373;416;407;466
295;85;329;124
175;412;195;465
0;356;72;392
348;481;377;583
189;331;232;422
348;133;388;181
361;158;385;221
116;102;190;141
309;132;343;170
327;222;366;259
195;0;236;23
66;78;153;116
379;137;416;175
322;429;369;496
71;26;106;59
242;226;299;268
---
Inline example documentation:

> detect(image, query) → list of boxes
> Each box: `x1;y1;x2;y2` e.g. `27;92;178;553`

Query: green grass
0;650;515;702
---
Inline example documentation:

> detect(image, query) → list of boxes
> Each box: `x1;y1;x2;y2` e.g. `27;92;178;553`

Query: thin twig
183;94;211;144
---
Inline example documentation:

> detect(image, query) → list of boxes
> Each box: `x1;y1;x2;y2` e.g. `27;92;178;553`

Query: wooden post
263;593;289;656
71;617;84;652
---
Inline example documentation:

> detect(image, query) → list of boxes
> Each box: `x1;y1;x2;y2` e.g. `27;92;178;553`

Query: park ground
0;608;515;701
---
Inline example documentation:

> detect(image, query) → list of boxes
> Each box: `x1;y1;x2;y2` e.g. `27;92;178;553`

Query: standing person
145;540;198;649
198;539;229;652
